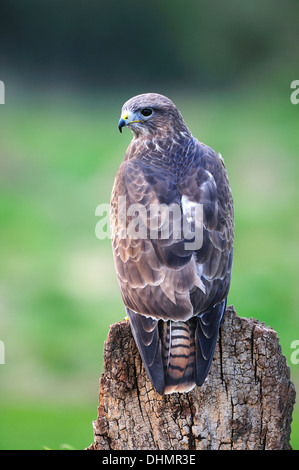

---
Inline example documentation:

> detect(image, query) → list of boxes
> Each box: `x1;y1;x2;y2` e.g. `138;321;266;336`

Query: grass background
0;78;298;449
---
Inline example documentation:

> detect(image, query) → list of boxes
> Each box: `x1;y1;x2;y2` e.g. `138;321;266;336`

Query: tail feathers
161;320;197;394
126;308;165;395
126;300;226;395
194;299;226;386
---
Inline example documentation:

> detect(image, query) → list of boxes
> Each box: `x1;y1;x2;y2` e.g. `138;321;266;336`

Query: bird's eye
140;108;153;117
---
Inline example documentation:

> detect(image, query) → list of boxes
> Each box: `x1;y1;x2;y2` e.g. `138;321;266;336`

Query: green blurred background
0;0;298;450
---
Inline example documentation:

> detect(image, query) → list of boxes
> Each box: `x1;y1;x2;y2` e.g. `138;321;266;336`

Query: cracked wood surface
89;306;296;450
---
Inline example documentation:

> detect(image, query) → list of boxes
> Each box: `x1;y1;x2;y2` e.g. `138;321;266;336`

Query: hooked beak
118;117;126;133
118;111;129;133
118;110;143;133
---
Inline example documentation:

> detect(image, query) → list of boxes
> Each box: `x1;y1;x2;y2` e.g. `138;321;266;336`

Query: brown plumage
110;93;234;394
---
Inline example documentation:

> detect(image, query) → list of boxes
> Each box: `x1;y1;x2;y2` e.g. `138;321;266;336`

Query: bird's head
118;93;190;138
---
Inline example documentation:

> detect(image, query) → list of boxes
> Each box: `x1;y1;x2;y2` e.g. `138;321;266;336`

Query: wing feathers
126;308;165;394
111;132;234;393
195;299;226;384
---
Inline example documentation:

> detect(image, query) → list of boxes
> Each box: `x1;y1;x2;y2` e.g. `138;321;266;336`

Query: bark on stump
89;305;296;450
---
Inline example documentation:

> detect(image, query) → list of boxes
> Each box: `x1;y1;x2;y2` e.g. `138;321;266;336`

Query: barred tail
161;319;197;394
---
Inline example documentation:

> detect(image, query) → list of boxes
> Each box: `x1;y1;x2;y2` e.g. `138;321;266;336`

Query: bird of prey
110;93;234;395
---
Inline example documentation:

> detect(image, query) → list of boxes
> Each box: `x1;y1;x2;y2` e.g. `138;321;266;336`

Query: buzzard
110;93;234;394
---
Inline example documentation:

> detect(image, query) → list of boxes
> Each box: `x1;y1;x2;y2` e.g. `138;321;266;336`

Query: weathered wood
88;306;296;450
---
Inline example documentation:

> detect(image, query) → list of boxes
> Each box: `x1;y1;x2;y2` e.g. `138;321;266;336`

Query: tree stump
88;306;296;450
